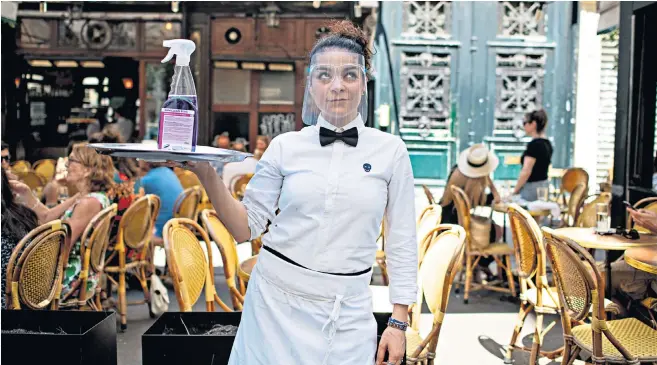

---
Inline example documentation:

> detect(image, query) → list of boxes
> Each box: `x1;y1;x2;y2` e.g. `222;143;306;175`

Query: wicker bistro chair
33;159;56;182
561;182;588;227
576;193;612;228
5;220;71;310
163;218;223;312
60;204;117;310
422;184;436;205
543;228;657;365
627;197;657;232
103;194;160;331
406;225;466;365
450;186;516;304
231;173;253;200
21;170;46;192
173;186;203;222
559;168;589;206
374;204;441;290
200;210;251;311
10;160;31;175
504;204;563;364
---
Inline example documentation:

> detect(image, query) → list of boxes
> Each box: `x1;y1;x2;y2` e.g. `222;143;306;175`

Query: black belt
262;246;372;276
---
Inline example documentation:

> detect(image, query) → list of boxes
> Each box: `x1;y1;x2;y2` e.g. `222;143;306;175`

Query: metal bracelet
387;317;408;331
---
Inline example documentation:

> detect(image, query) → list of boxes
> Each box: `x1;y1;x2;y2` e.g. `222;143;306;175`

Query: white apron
228;248;377;365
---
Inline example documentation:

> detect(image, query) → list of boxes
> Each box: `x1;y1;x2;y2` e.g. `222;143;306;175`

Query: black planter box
1;310;117;365
142;312;241;365
143;311;405;365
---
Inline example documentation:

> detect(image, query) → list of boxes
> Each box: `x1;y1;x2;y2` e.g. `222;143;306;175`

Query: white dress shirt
242;115;418;305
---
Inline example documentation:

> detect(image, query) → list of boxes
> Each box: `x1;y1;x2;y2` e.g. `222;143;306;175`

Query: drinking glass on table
537;187;549;202
596;203;611;233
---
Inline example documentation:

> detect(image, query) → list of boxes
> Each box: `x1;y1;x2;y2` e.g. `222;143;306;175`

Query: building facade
373;1;577;184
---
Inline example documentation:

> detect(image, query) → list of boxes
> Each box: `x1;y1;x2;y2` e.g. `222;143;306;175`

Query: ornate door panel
376;1;574;184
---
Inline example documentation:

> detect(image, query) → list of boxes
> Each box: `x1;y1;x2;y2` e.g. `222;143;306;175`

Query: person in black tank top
513;109;553;201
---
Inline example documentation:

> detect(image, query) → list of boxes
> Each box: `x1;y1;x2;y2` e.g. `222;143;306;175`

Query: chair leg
504;255;516;297
504;303;532;364
529;312;543;365
464;255;473;304
118;252;128;331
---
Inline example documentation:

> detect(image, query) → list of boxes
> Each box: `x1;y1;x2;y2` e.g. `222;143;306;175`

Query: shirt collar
316;114;365;133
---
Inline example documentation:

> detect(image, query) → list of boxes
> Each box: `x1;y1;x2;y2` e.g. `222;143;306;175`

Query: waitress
185;21;417;365
512;109;553;201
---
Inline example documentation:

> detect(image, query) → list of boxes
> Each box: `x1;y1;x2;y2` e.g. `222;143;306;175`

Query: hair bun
327;20;369;51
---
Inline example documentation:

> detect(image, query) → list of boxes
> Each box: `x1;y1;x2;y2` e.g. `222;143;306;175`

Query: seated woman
439;144;502;277
10;144;114;299
1;168;39;309
513;109;553;201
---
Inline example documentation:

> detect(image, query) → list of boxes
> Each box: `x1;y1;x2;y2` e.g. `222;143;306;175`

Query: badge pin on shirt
363;163;371;172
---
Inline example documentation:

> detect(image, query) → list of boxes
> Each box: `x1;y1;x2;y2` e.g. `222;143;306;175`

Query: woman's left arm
65;197;103;251
377;140;418;365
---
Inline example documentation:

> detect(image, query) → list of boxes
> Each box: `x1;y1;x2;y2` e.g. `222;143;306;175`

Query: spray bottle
158;39;198;151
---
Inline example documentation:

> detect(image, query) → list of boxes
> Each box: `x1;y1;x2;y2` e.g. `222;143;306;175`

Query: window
259;72;295;105
213;69;251;105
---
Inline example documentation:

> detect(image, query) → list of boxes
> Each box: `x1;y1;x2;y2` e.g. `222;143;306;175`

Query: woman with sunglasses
9;144;114;299
512;109;553;201
180;21;416;365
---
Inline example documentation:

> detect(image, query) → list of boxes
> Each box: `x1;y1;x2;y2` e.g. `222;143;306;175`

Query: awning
597;1;620;34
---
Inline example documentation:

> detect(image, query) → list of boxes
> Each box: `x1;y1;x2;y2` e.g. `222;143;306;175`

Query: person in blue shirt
135;161;184;245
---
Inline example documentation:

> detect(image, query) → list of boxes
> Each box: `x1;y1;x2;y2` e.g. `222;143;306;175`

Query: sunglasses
66;157;82;168
1;155;9;162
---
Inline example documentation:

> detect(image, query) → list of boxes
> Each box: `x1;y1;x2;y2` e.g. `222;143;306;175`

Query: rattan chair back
542;227;597;322
6;221;70;310
11;160;31;174
119;194;160;250
576;192;612;228
173;186;202;221
422;184;436;205
33;159;56;181
565;183;588;226
163;218;215;312
201;210;239;287
419;224;466;315
231;174;253;200
81;204;118;273
21;170;45;191
417;205;442;261
508;204;544;280
561;168;589;194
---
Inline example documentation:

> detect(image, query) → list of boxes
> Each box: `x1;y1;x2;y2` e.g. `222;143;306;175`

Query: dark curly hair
2;168;38;237
310;20;372;78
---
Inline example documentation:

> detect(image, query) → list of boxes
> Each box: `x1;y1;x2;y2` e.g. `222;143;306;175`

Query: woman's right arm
9;179;80;223
190;138;284;243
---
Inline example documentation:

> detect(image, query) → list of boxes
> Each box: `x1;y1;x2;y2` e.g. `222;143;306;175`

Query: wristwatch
387;317;408;332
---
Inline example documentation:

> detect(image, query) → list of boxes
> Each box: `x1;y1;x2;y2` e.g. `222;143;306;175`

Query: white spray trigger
161;39;196;66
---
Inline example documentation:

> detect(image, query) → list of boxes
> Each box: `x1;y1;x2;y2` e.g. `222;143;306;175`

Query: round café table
493;202;552;242
552;227;657;298
624;247;657;275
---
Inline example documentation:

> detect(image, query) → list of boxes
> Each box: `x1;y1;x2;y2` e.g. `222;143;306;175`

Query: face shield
302;50;368;127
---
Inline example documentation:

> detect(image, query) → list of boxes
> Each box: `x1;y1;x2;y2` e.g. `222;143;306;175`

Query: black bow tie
319;127;359;147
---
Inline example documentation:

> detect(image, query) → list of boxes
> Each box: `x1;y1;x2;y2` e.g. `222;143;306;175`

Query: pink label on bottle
157;108;195;151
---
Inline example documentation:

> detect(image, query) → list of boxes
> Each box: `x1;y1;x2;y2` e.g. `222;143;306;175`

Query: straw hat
457;143;499;178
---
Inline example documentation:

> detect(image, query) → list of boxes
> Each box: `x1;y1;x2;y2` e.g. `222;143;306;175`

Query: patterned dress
1;230;26;309
60;192;111;298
